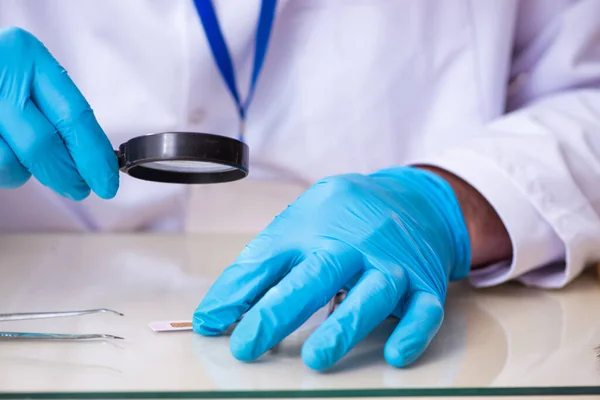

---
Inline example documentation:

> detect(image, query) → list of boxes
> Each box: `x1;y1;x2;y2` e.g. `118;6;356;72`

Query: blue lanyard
193;0;277;141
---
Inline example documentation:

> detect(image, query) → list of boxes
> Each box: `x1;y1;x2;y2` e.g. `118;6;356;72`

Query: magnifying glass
115;132;249;184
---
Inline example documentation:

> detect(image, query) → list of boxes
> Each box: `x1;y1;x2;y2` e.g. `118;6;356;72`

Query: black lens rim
116;132;249;184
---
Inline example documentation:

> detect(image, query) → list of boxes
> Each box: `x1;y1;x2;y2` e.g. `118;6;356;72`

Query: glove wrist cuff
370;166;472;281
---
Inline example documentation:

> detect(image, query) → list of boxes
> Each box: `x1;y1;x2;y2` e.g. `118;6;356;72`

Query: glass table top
0;233;599;399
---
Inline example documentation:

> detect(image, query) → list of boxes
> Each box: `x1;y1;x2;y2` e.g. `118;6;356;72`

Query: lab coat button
189;109;205;124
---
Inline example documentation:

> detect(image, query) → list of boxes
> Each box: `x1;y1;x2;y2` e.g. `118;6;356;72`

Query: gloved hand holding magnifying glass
0;27;249;195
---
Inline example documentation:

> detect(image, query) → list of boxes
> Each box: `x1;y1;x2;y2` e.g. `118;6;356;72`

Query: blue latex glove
193;167;471;370
0;27;118;199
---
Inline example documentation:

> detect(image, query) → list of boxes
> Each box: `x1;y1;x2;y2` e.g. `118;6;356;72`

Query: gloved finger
229;246;363;362
0;99;90;200
28;31;118;199
193;233;299;336
384;291;444;368
0;135;30;188
301;268;408;371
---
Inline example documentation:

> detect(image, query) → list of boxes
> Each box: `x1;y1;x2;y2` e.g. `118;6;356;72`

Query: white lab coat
0;0;599;289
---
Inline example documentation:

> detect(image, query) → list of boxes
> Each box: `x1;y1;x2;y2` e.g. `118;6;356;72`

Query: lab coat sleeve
419;0;600;289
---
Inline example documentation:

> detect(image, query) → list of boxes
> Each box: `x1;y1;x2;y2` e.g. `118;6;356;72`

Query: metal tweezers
0;308;124;341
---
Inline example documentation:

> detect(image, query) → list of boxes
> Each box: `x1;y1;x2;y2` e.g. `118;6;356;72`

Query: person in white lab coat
1;0;600;371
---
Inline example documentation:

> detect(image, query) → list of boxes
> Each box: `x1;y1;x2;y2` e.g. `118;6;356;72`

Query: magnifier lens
117;132;249;184
142;160;236;173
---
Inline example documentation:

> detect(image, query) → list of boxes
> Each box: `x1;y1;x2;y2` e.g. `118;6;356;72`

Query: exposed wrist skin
415;165;513;269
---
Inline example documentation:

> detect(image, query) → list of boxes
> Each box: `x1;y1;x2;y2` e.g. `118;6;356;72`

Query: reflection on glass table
0;234;599;399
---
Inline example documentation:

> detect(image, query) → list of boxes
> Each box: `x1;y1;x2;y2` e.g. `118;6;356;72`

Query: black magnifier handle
113;149;122;165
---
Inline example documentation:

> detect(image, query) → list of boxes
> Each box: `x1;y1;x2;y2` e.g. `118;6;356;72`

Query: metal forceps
0;308;124;341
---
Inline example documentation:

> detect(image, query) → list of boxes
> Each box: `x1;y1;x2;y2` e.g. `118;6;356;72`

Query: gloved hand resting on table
0;27;118;199
192;166;509;371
